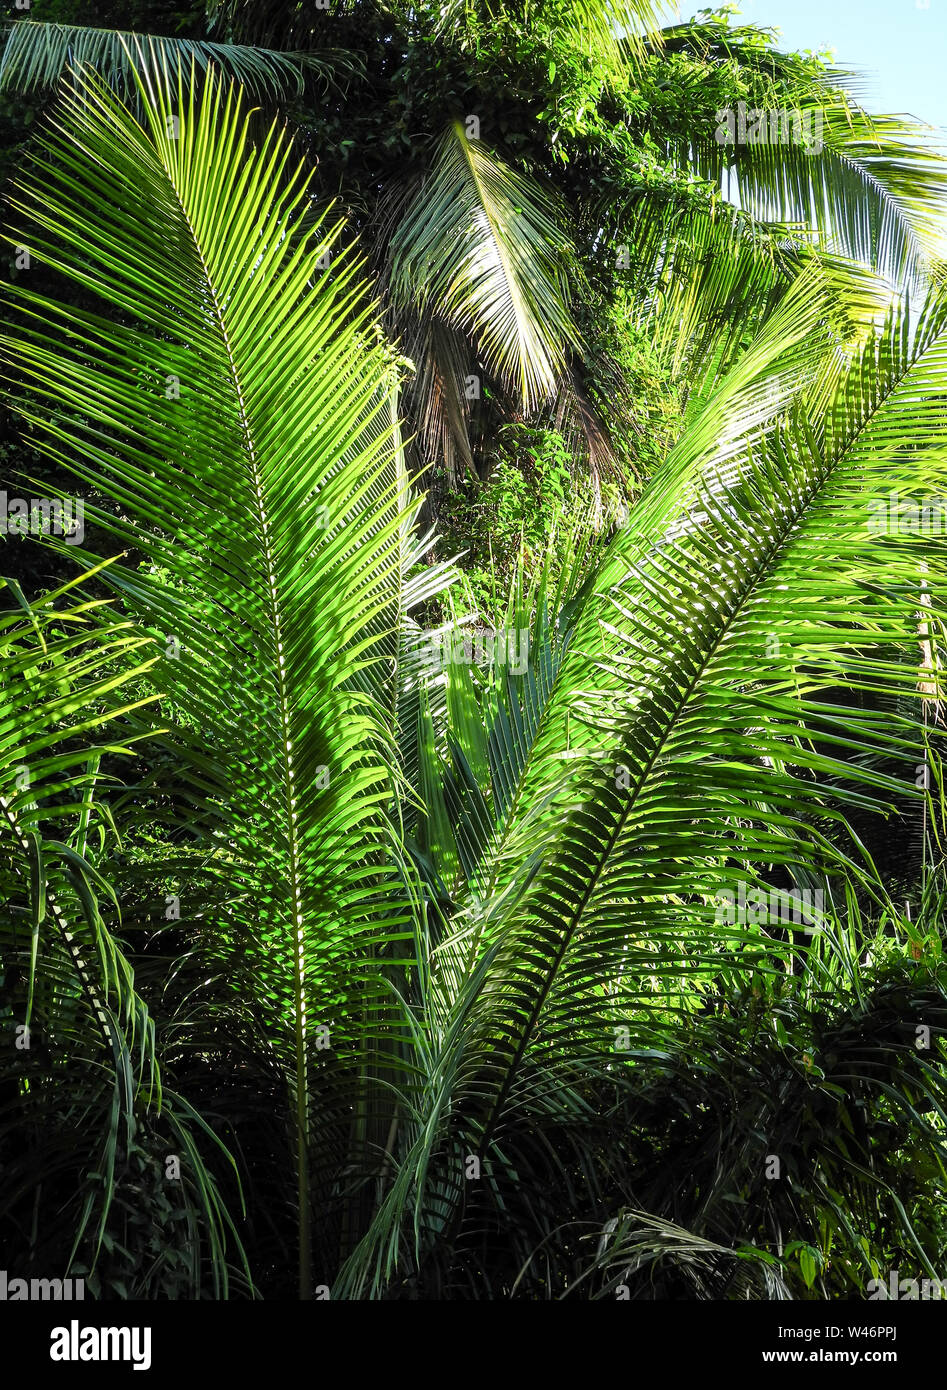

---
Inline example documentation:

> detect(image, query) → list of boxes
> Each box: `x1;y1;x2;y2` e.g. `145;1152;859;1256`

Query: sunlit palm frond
690;105;947;292
388;121;580;414
338;286;947;1297
1;51;413;1298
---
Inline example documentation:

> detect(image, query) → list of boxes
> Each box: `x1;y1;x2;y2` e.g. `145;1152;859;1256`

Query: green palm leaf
2;52;413;1298
612;195;893;392
689;105;947;291
388;121;580;413
0;572;245;1294
338;287;947;1296
0;19;359;98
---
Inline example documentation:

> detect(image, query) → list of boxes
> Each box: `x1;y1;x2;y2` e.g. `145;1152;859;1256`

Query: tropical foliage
0;1;945;1301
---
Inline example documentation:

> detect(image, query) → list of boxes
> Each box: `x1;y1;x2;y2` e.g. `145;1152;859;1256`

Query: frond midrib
475;323;947;1146
160;151;313;1289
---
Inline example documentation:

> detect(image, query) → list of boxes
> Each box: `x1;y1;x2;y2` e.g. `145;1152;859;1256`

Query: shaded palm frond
0;19;361;99
0;573;246;1296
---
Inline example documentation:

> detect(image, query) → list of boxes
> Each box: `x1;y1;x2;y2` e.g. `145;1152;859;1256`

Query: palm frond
388;121;580;413
690;106;947;291
0;20;360;99
612;195;892;391
0;572;246;1295
338;286;947;1297
2;52;413;1298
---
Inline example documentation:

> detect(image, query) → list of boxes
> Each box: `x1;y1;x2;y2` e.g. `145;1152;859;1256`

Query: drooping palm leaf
689;103;947;292
388;121;581;415
611;194;892;392
0;572;246;1295
0;19;360;98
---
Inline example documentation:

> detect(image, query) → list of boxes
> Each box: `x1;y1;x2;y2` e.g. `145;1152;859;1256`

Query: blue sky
666;1;947;131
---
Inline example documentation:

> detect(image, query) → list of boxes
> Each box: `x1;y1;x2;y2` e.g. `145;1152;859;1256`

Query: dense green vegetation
1;1;945;1301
